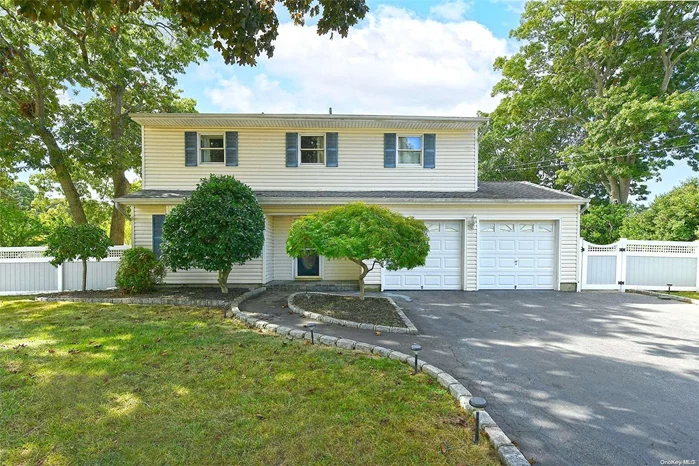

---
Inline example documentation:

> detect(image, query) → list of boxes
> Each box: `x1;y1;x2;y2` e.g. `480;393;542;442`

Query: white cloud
202;4;510;116
429;1;473;22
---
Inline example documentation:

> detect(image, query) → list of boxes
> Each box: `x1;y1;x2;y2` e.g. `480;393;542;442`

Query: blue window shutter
384;133;396;168
286;132;298;167
423;134;436;169
225;131;238;166
152;215;165;258
185;132;197;166
326;132;338;167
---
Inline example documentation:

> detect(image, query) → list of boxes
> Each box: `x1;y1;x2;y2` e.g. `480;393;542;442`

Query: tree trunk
218;268;231;294
108;87;129;244
607;175;631;204
82;258;87;292
355;261;370;300
38;126;87;224
110;169;130;244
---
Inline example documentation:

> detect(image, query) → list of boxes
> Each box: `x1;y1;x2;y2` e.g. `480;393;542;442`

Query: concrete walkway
241;290;699;466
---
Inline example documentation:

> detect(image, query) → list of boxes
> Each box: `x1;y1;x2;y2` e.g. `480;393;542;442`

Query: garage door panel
384;221;462;290
498;240;516;251
518;240;536;251
479;221;556;290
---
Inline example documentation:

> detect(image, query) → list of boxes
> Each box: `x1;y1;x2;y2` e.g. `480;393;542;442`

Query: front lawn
292;293;407;327
0;298;498;466
669;291;699;300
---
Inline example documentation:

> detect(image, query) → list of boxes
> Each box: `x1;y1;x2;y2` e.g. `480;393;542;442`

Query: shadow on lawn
397;291;699;466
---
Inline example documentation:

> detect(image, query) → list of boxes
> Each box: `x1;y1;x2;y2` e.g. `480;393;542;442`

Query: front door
297;253;320;278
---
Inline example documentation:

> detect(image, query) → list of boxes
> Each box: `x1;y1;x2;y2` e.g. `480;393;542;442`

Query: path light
306;322;316;344
410;343;422;374
667;283;673;292
469;397;488;444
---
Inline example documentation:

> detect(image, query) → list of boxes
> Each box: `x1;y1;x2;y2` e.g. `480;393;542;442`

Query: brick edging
287;292;418;335
230;296;529;466
626;289;699;305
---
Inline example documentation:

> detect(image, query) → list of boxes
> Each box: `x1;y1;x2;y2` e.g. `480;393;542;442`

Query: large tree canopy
13;0;369;66
0;0;206;243
480;0;699;203
286;203;430;299
161;175;265;294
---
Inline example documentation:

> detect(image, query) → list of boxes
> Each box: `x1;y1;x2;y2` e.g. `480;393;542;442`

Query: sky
17;0;694;202
173;0;692;202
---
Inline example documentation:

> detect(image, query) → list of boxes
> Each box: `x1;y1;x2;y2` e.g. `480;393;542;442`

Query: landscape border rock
287;291;418;335
231;292;530;466
34;286;267;314
626;288;699;305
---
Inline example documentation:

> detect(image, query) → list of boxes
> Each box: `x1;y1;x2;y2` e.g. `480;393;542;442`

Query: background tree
0;1;206;243
286;203;430;300
15;0;369;66
0;198;43;246
580;203;636;245
44;223;111;291
481;1;699;203
620;178;699;241
161;175;265;294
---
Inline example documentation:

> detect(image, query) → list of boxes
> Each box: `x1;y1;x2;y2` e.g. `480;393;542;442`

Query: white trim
118;197;587;206
298;133;326;165
141;125;146;188
293;253;323;279
396;134;423;167
197;132;225;165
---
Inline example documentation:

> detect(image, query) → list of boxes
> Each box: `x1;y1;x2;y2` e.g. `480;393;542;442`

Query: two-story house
117;113;588;291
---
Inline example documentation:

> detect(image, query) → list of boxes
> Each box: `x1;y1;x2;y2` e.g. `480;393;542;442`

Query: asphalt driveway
241;290;699;465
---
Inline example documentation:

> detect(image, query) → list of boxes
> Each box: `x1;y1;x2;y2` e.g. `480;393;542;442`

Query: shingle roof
117;182;587;204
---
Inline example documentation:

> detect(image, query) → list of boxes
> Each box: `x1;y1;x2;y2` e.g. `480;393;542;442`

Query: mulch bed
292;293;407;328
39;287;249;302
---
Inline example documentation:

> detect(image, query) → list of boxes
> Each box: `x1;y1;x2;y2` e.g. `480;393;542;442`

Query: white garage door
478;221;556;290
383;221;462;290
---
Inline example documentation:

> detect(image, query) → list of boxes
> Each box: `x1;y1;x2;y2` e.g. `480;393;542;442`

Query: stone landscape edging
287;291;418;335
231;294;529;466
626;288;699;305
35;286;267;311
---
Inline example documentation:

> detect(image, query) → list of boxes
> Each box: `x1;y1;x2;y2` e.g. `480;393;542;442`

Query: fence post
695;241;699;291
579;239;587;291
57;263;63;292
617;238;627;292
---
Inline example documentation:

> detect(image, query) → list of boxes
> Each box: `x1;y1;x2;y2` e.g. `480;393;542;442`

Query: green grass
669;291;699;300
0;298;499;466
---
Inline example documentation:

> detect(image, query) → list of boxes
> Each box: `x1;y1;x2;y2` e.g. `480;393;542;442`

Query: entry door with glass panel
297;253;320;278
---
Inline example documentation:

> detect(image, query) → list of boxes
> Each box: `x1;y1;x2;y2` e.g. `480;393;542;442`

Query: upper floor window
398;135;422;166
200;134;224;163
300;134;325;164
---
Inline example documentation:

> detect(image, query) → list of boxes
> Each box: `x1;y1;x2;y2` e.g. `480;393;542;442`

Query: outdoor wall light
467;214;478;229
469;397;488;444
410;343;422;374
306;322;316;344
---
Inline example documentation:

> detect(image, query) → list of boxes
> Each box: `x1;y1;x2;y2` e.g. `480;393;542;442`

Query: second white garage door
478;221;556;290
383;221;462;290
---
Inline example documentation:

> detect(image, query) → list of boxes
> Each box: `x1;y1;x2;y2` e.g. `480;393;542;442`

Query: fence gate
580;239;699;292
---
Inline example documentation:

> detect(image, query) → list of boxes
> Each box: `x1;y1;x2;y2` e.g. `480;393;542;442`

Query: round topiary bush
115;247;166;294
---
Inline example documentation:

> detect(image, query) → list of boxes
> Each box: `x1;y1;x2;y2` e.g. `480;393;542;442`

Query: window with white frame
200;134;224;163
300;134;325;164
397;135;422;166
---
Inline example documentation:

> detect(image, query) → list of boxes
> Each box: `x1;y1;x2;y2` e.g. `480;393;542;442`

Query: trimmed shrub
116;247;166;294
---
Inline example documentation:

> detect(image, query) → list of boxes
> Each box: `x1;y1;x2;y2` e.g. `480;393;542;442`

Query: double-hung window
397;135;422;166
300;134;325;164
200;134;225;163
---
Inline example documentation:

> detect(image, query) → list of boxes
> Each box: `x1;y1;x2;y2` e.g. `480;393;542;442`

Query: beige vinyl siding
142;127;477;192
324;259;360;281
133;205;263;285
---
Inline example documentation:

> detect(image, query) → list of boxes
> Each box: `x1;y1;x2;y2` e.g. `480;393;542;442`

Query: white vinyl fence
580;239;699;292
0;246;130;295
